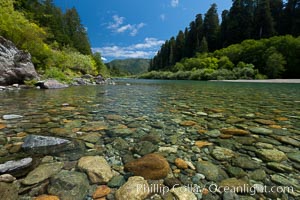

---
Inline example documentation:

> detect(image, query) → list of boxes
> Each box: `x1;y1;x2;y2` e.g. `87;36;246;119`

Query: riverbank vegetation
0;0;109;82
148;0;300;80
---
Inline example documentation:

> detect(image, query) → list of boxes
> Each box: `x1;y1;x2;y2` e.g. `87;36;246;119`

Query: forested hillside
0;0;109;82
107;59;150;76
150;0;300;79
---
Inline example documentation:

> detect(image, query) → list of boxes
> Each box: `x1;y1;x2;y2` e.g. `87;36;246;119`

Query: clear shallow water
1;79;300;199
1;79;300;137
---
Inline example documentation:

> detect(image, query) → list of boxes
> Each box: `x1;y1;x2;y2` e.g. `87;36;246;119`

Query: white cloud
171;0;179;7
160;14;166;21
107;15;145;36
117;24;132;33
107;15;124;29
129;23;146;36
92;38;164;60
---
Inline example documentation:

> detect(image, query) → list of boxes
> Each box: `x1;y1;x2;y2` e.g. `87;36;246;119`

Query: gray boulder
22;135;70;154
35;79;68;89
48;170;89;200
0;36;38;85
0;157;32;174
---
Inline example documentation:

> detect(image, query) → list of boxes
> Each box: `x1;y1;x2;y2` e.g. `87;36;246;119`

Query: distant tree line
150;0;300;78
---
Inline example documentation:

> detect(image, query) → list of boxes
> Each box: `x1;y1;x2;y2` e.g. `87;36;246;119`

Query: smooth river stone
287;152;300;163
221;128;250;136
196;161;227;182
211;146;235;161
0;157;32;174
2;114;23;120
77;156;113;184
267;162;294;173
249;127;273;135
0;182;19;200
48;170;89;200
271;174;300;190
115;176;149;200
256;149;287;162
124;153;170;180
170;186;197;200
232;156;261;170
22;162;64;185
22;135;70;154
273;136;300;147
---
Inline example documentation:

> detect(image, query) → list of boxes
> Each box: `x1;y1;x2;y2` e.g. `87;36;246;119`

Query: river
0;79;299;199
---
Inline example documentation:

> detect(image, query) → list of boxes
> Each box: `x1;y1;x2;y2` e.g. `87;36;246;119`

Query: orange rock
124;153;170;180
197;129;207;134
175;158;188;169
34;195;60;200
16;132;27;137
202;188;209;195
0;124;6;130
180;121;197;126
195;141;213;148
276;117;288;121
221;128;250;136
93;185;111;199
269;125;282;129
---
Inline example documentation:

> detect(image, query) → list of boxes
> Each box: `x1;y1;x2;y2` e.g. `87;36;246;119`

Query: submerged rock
0;182;19;200
256;149;287;162
35;79;68;89
266;162;294;173
249;127;273;135
22;135;70;154
231;156;261;170
271;174;300;189
34;195;60;200
211;146;235;161
93;185;111;199
196;161;227;182
0;36;38;85
2;114;23;120
22;162;64;185
115;176;149;200
0;174;16;183
274;136;300;147
77;156;113;184
0;157;32;174
170;186;197;200
219;178;249;193
48;170;89;200
221;128;250;136
174;158;189;169
124;153;170;180
287;152;300;163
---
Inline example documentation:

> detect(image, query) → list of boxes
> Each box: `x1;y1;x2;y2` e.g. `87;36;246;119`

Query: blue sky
54;0;232;62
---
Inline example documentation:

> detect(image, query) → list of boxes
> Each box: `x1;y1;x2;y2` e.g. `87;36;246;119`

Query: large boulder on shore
0;36;38;85
35;79;68;89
